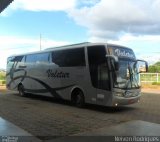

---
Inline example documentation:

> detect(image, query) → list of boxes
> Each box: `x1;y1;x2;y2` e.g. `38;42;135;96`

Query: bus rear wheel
72;90;85;108
18;84;25;97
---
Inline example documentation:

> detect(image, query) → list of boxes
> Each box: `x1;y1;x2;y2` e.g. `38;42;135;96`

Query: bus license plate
128;99;136;104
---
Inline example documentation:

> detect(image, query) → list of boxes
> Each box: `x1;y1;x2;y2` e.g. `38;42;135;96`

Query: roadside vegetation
149;62;160;86
141;61;160;89
0;71;6;85
148;62;160;73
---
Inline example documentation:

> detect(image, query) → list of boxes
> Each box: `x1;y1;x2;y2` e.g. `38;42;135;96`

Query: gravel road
0;90;160;140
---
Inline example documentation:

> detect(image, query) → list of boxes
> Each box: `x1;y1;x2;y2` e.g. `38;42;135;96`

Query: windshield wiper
128;63;140;88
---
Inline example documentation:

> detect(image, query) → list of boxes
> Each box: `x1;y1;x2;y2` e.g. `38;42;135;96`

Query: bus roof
44;42;131;52
8;42;132;57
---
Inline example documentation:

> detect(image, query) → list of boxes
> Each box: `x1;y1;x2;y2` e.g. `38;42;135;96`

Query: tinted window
52;48;85;67
26;53;49;63
36;53;49;63
26;54;36;63
88;46;106;65
7;57;13;64
8;56;24;63
21;56;26;62
14;56;24;62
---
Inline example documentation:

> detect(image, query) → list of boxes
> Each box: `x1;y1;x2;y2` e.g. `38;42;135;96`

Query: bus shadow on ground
85;104;136;113
16;93;136;113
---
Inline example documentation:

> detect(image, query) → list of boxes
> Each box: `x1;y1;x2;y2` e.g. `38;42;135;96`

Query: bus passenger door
87;46;111;105
96;63;111;106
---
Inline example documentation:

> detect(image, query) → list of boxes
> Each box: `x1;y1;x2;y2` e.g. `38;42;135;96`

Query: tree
148;62;160;73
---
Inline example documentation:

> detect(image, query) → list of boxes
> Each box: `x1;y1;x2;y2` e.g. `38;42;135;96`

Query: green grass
152;82;160;85
0;72;6;85
0;72;5;80
0;80;6;85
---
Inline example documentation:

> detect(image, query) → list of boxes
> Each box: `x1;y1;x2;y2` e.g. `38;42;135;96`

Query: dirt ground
0;86;6;92
142;84;160;89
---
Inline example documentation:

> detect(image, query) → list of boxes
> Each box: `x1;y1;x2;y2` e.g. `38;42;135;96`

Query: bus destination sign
108;46;136;59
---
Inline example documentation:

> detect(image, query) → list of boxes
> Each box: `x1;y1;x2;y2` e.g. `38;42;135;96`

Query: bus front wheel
18;84;25;97
72;90;85;108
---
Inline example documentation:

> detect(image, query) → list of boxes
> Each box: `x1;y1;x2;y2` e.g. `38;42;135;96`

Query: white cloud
107;34;160;64
69;0;160;40
9;0;76;11
109;34;160;44
106;34;160;53
4;0;160;41
2;0;160;65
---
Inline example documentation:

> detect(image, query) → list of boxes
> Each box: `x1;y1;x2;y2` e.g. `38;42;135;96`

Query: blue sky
0;0;160;68
0;10;87;41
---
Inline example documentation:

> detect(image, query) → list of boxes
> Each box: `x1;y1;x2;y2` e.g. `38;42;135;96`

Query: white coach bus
6;42;148;107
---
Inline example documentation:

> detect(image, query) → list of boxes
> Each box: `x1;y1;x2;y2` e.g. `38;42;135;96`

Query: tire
18;84;25;97
73;90;85;108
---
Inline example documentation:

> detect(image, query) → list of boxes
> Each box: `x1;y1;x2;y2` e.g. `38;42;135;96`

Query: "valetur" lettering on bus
46;69;70;78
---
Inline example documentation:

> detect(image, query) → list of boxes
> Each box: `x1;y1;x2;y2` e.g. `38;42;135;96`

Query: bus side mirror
105;55;119;71
136;60;148;73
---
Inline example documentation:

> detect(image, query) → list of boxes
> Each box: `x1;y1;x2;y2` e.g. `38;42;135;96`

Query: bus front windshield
114;59;139;89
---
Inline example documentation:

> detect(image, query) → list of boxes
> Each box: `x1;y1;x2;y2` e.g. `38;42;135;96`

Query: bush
152;82;160;85
0;80;6;85
0;72;5;80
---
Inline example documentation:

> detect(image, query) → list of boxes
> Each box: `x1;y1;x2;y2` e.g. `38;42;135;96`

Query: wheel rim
75;92;84;107
19;85;24;96
19;90;23;96
76;94;81;105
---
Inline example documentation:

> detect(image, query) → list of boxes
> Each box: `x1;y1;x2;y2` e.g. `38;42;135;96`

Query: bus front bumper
112;95;141;106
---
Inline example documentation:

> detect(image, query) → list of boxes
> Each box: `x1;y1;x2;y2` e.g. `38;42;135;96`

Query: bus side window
26;54;36;63
52;48;86;67
26;53;49;63
7;56;24;69
36;53;49;63
7;57;13;64
52;51;63;66
7;57;14;68
64;48;85;67
21;56;26;62
12;56;24;62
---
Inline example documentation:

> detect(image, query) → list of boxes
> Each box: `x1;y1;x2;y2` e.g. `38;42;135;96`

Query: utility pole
40;34;42;51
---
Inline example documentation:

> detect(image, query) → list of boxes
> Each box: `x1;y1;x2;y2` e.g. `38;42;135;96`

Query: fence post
139;73;159;83
139;73;141;85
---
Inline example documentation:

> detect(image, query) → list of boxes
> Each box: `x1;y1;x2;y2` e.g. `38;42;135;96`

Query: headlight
115;92;124;97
